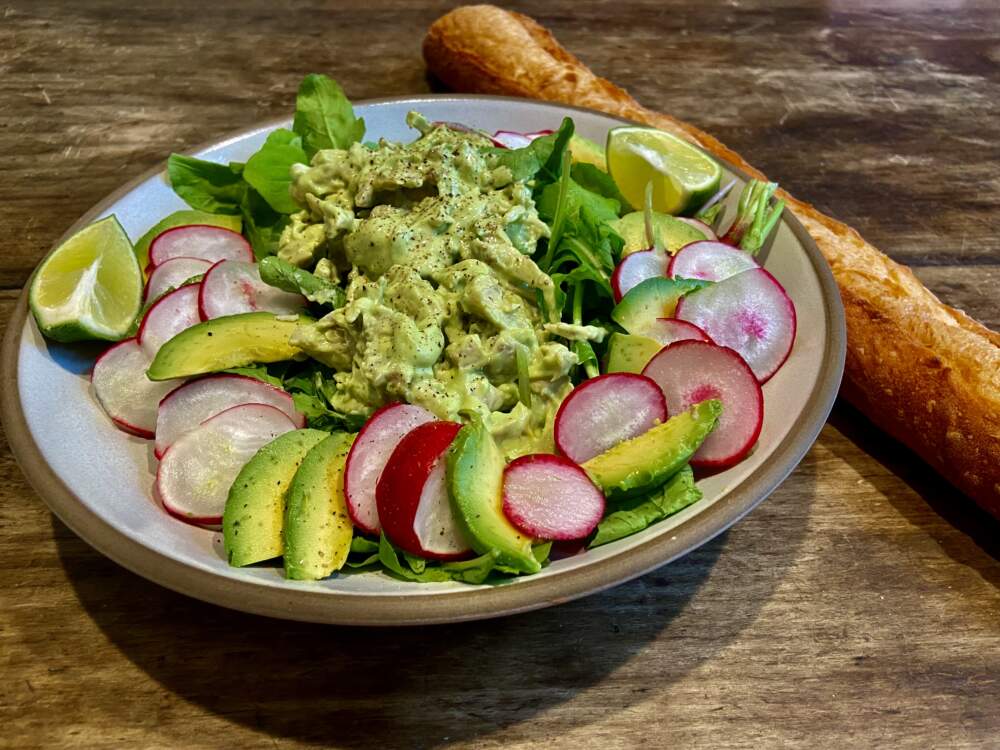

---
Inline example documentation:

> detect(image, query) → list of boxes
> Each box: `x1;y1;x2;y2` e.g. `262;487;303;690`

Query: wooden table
2;2;998;747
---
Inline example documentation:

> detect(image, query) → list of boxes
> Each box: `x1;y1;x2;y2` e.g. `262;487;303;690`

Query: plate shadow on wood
826;399;999;587
51;460;815;749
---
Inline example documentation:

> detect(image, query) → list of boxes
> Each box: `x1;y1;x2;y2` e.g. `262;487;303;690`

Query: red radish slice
199;260;306;320
667;240;759;282
148;224;253;267
677;217;718;240
491;129;553;149
675;267;796;383
502;454;605;541
154;373;304;459
144;256;211;303
611;249;668;302
156;403;296;526
376;421;473;560
344;403;437;535
644;318;713;346
642;340;763;468
554;373;667;464
92;338;179;438
137;283;202;357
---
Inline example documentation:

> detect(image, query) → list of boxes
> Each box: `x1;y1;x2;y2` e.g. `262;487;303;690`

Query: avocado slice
605;332;663;374
147;312;311;381
284;432;356;581
447;420;540;574
611;277;708;336
223;428;329;568
583;400;721;499
612;211;707;256
569;134;607;170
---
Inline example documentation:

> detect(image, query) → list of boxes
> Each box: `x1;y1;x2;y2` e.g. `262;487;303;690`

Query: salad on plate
28;74;794;585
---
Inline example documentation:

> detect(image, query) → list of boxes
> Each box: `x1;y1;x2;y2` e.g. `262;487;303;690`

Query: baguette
423;5;1000;517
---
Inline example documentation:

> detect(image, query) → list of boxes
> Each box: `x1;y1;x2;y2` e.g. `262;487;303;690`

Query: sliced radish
667;240;759;282
156;403;296;526
92;339;180;438
137;283;202;357
154;373;304;459
642;340;763;469
554;373;667;464
376;421;473;561
148;224;253;267
344;403;437;535
143;256;211;303
675;267;796;382
502;454;605;541
644;318;713;346
676;218;718;241
611;250;668;302
491;129;554;149
199;260;306;320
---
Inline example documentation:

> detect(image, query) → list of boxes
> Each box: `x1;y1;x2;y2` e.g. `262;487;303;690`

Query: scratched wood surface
1;2;998;748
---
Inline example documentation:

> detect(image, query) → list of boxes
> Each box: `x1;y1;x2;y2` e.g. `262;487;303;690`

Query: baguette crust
424;5;1000;516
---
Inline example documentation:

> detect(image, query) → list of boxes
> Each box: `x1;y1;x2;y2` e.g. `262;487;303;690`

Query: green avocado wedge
568;134;607;170
611;277;709;336
447;420;540;574
583;400;721;499
612;211;707;256
146;312;311;381
605;332;663;374
223;428;329;568
134;210;242;274
284;432;355;581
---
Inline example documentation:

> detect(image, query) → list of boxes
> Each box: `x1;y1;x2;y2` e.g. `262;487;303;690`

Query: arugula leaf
377;535;499;584
240;187;289;259
492;117;574;183
243;129;308;214
224;364;285;388
589;465;702;547
537;177;620;229
292;74;365;157
570;163;631;213
344;536;381;569
258;256;345;308
167;154;246;214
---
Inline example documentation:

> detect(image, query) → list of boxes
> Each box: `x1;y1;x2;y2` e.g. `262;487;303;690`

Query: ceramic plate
1;97;845;625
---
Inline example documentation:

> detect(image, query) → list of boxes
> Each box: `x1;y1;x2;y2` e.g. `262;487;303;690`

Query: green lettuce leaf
243;129;308;214
292;74;365;157
492;117;574;184
239;187;289;259
589;465;702;548
377;535;499;584
344;536;381;569
570;162;631;213
258;256;345;307
167;154;245;215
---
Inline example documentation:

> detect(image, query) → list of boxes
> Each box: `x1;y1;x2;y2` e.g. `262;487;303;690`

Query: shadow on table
53;455;816;749
827;399;1000;586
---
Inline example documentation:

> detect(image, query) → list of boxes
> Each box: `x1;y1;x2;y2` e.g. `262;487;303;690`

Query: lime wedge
606;126;722;215
29;215;143;342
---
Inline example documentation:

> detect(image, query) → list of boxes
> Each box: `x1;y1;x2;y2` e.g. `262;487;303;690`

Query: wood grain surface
1;1;998;748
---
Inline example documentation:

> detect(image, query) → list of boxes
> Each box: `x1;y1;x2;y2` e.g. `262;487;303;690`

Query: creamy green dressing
279;112;588;458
